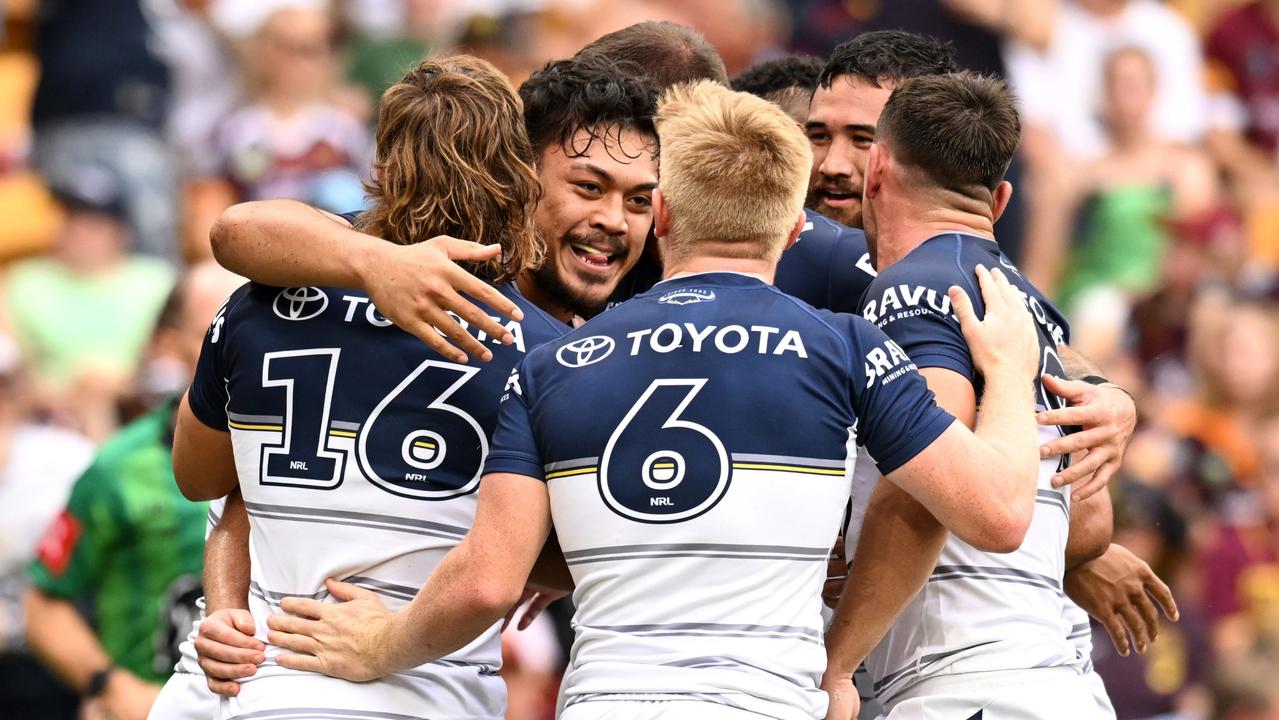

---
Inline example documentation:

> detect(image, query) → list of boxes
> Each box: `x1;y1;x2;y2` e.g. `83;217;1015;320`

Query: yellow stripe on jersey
227;421;283;432
730;462;846;476
545;466;598;480
328;430;357;438
413;441;438;449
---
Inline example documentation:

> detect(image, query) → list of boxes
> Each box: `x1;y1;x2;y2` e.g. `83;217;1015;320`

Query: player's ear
784;211;805;251
865;143;885;198
991;180;1013;222
653;188;670;239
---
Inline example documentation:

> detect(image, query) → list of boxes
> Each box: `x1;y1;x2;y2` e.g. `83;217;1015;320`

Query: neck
662;255;776;284
874;202;996;271
515;273;575;324
1109;122;1149;149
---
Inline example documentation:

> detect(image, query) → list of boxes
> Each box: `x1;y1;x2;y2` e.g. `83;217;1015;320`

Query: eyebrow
804;121;876;135
570;162;657;192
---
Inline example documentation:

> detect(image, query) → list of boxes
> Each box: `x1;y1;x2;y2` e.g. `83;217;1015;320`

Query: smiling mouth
821;189;859;205
568;242;621;273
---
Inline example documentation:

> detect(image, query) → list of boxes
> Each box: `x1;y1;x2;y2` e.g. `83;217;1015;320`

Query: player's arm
1065;486;1112;571
264;472;551;681
172;393;239;501
210;200;522;364
195;489;265;698
1038;345;1137;501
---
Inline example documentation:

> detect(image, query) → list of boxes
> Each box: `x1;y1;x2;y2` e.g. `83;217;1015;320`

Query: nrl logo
658;289;716;306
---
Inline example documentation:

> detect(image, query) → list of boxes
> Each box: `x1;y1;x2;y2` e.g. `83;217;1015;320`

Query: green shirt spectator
29;401;207;683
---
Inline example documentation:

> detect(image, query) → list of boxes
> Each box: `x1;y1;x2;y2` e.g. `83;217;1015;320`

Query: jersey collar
652;270;770;287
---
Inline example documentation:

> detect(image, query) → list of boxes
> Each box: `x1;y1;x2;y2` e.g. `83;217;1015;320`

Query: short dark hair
576;21;728;88
877;72;1021;192
819;30;957;89
730;55;823;102
520;55;659;160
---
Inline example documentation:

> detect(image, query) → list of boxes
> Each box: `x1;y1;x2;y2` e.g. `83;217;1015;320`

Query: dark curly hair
575;21;727;88
519;55;659;162
731;55;823;99
818;30;958;89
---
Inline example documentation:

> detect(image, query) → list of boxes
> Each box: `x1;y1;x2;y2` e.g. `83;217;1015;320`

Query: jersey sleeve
482;360;545;480
866;271;978;383
847;317;954;475
187;286;249;430
28;463;117;599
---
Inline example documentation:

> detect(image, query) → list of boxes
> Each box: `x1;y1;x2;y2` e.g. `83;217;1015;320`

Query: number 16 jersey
187;281;567;719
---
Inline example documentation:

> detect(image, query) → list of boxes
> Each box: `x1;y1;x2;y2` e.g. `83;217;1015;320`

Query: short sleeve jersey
486;272;952;720
29;402;207;683
856;233;1078;703
186;281;566;718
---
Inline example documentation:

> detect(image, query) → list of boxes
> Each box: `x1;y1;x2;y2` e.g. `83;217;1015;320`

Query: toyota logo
273;287;329;321
556;335;615;368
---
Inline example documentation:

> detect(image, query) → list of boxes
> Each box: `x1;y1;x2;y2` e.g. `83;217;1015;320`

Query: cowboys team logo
556;336;615;368
273;287;329;321
658;288;716;306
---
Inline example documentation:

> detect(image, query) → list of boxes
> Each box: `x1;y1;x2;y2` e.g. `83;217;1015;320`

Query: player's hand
101;669;162;720
1035;376;1137;502
502;586;568;632
950;265;1038;381
1064;543;1179;656
268;579;395;682
195;608;264;697
823;536;847;609
353;236;525;364
820;672;860;720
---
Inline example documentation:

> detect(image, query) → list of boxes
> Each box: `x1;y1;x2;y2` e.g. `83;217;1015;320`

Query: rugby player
730;54;825;125
251;79;1048;720
188;53;661;703
171;55;572;719
823;71;1115;719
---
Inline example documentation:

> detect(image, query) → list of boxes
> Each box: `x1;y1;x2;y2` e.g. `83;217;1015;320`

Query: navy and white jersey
774;209;876;314
486;272;955;720
187;281;567;719
855;233;1077;705
611;209;874;313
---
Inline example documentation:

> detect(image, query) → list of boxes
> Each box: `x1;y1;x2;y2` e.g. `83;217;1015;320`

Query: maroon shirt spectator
1207;2;1279;154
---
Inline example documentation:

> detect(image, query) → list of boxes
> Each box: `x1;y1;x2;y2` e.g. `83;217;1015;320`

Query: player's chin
815;198;862;228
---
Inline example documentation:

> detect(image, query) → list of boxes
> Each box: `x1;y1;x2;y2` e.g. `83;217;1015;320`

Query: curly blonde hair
358;55;542;282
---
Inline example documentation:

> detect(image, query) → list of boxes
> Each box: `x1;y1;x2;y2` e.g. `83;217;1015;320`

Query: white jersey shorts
560;698;777;720
884;667;1107;720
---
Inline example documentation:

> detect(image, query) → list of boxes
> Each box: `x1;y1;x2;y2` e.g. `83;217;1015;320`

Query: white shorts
217;672;502;720
1081;669;1116;720
884;667;1107;720
148;672;220;720
560;699;775;720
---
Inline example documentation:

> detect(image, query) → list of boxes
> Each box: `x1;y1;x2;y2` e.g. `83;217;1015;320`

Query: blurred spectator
1056;47;1219;314
2;164;174;441
501;611;564;720
1210;656;1279;719
1092;479;1211;720
1205;0;1279;273
0;335;93;719
23;262;243;720
1009;0;1207;160
346;0;453;107
1201;416;1279;660
207;3;372;222
29;0;180;262
1162;300;1279;499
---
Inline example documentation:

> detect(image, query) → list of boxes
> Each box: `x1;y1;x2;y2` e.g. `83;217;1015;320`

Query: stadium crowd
0;0;1277;719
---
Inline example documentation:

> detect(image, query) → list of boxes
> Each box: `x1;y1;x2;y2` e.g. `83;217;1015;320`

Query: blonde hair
655;80;811;263
359;55;542;282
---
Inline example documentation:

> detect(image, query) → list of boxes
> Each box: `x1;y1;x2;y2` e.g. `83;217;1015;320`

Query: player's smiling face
528;126;658;319
804;75;894;229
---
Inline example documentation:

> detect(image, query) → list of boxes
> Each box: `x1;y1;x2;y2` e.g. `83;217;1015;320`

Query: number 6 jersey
485;271;955;720
186;281;567;719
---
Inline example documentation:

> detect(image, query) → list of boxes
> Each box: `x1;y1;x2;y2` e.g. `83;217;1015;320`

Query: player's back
857;233;1077;705
495;271;952;720
188;281;566;718
773;209;876;313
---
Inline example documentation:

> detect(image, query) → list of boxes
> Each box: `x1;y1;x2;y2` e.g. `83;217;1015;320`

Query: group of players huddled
145;20;1179;720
